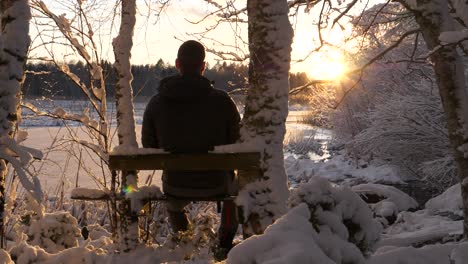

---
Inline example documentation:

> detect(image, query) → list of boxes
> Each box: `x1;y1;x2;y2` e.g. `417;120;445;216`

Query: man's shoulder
146;93;162;108
208;88;231;101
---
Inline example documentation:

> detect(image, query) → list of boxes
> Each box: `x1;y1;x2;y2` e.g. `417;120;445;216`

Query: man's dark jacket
142;74;241;197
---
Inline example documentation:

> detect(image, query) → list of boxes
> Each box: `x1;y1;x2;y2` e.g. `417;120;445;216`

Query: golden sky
29;0;379;79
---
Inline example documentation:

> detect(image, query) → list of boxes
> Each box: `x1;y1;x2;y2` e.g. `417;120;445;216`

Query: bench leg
218;200;238;249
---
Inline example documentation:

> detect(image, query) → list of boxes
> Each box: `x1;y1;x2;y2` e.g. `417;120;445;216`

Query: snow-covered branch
22;103;102;137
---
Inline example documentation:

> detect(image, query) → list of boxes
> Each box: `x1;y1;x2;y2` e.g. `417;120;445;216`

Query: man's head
176;40;206;75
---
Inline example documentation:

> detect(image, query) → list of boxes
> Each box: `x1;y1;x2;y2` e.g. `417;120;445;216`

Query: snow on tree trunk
0;0;32;248
399;0;468;237
237;0;293;236
112;0;139;250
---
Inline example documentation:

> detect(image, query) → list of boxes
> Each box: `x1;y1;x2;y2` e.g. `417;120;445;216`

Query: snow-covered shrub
349;91;455;191
333;64;456;191
227;204;349;264
352;184;418;225
289;178;382;258
26;212;82;253
420;157;458;192
329;2;457;191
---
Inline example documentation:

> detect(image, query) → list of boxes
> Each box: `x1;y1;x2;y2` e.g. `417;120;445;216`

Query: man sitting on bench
141;40;241;251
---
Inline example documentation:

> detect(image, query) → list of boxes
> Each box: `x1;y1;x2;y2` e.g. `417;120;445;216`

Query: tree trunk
239;0;293;236
400;0;468;237
112;0;139;250
0;0;31;248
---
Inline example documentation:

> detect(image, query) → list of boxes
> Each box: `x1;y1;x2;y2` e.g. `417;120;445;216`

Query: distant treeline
23;59;310;99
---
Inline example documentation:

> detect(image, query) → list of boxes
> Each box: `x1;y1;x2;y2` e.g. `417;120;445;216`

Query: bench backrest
109;152;261;171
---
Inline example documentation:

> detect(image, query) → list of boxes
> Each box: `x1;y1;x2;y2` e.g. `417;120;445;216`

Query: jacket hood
158;75;213;103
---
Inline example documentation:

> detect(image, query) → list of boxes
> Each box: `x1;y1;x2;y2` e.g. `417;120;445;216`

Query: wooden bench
71;150;262;202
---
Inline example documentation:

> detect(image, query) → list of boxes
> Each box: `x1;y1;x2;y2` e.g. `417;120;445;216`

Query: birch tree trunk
399;0;468;237
238;0;293;236
0;0;31;248
112;0;139;250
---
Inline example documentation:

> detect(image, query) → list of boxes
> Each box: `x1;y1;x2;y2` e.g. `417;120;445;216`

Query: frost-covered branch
349;28;420;74
30;0;108;132
21;103;102;137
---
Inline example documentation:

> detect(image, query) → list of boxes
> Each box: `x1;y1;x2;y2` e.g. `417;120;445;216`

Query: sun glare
291;24;350;81
305;50;348;81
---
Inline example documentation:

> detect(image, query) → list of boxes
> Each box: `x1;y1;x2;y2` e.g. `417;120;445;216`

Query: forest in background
23;60;310;99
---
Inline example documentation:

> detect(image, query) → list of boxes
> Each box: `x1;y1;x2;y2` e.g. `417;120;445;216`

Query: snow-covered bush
349;91;455;191
329;2;458;191
289;178;382;258
227;204;351;264
26;212;82;253
352;183;418;225
332;60;457;191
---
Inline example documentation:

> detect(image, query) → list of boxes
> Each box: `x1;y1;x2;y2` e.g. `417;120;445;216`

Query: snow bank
352;183;418;211
285;154;404;185
289;178;381;257
377;211;463;248
369;242;468;264
10;241;104;264
425;184;462;216
9;237;208;264
227;204;335;264
352;183;418;225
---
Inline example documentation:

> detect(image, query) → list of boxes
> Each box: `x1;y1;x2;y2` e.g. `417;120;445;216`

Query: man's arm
141;98;159;148
226;96;241;144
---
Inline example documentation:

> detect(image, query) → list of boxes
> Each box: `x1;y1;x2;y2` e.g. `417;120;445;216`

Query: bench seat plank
71;192;237;202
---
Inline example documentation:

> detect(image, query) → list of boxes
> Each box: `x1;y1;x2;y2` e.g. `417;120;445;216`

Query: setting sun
302;49;348;81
